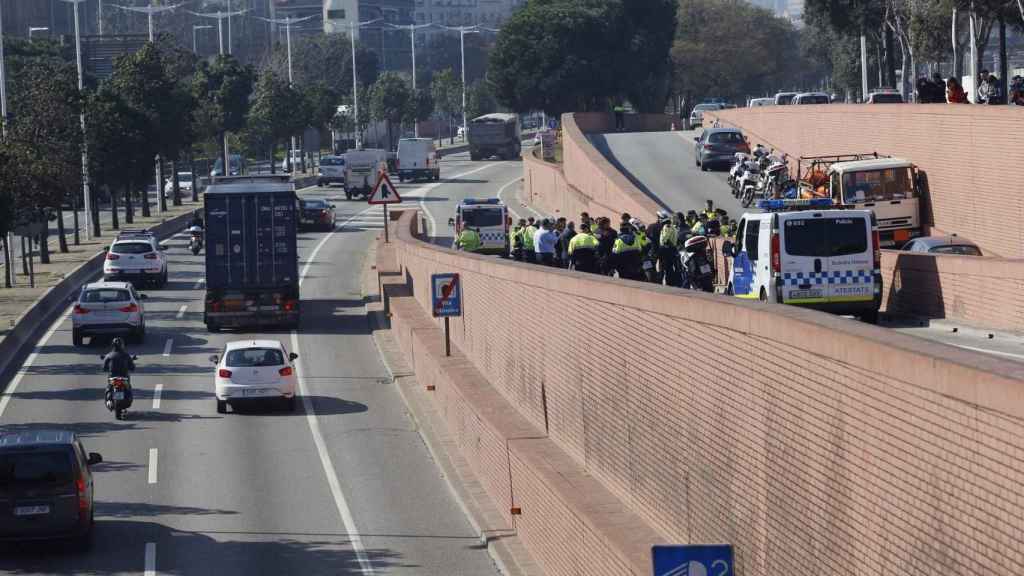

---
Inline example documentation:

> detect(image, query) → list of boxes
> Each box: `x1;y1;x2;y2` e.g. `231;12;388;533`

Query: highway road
0;161;507;574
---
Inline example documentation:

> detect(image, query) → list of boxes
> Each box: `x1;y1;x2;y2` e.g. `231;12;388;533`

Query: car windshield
226;348;285;367
932;244;982;256
111;242;153;254
462;209;504;228
0;451;74;489
302;199;328;209
709;132;744;144
81;289;131;303
320;157;344;166
842;167;915;203
783;217;868;257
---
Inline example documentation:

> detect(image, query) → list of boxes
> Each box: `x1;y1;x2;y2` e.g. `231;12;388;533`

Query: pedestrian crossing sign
368;170;402;205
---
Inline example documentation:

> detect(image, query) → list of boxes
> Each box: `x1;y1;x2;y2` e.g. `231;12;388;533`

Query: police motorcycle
101;339;137;420
681;235;715;293
188;225;204;255
727;152;750;194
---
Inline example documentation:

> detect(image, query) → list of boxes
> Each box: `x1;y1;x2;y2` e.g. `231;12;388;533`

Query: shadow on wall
885;252;945;319
585;133;671;212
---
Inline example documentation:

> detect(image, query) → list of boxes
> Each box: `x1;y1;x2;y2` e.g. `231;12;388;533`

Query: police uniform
568;231;599;273
456;229;481;252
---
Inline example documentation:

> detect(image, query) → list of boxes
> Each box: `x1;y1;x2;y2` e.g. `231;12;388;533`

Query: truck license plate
15;505;50;516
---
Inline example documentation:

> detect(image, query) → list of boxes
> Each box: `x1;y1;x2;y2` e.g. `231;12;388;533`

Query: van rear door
778;213;829;304
779;212;872;304
824;214;873;303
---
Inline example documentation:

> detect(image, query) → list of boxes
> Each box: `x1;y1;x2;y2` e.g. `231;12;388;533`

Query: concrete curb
0;211;194;388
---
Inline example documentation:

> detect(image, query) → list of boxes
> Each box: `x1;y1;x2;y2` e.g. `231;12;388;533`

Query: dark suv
0;430;102;547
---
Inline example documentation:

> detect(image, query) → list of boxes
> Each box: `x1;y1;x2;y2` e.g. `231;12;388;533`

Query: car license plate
15;505;50;516
243;388;262;397
113;391;125;400
789;289;823;299
699;264;712;274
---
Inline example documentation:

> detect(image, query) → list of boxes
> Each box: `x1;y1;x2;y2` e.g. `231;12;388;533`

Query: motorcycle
681;236;714;293
102;355;137;420
735;160;761;202
188;226;204;255
727;153;750;194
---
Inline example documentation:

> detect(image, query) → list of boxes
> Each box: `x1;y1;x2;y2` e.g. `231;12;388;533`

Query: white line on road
176;304;187;319
287;211;375;574
405;163;498;237
162;338;173;357
496;176;529;220
148;449;158;484
0;308;72;420
144;542;157;576
152;384;163;410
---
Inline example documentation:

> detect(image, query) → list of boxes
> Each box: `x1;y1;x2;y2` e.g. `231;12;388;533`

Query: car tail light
703;144;713;150
218;369;232;379
283;300;297;312
279;366;293;377
144;253;158;260
106;253;120;261
74;304;90;314
210;300;222;312
872;230;881;269
739;142;750;153
771;232;780;273
119;303;139;313
76;475;88;511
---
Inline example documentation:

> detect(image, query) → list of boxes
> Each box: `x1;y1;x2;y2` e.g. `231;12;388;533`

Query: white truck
343;148;388;200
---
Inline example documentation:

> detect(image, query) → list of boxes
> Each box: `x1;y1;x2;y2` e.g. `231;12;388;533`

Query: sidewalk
0;198;200;341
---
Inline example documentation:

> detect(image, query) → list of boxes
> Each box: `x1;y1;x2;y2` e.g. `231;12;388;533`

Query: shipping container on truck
203;175;300;332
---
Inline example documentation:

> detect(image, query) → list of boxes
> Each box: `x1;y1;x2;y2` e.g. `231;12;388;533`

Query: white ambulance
449;198;509;256
722;198;882;323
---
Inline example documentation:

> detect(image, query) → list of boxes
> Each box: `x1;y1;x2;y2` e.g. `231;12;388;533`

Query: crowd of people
458;200;734;289
917;69;1024;105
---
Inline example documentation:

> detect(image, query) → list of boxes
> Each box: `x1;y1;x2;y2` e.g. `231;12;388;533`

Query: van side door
731;218;756;298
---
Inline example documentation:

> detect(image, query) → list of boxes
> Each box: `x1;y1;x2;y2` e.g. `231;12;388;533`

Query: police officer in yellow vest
521;218;538;263
568;222;599;273
456;227;482;252
612;223;644;280
510;218;525;260
659;214;682;287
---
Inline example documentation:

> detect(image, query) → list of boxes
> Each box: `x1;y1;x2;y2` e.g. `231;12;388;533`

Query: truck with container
343;148;388;200
203;175;300;332
796;154;922;247
467;113;521;161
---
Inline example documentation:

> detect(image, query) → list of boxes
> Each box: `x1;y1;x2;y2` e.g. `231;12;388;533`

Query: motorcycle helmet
112;337;124;351
656;210;671;222
684;235;708;253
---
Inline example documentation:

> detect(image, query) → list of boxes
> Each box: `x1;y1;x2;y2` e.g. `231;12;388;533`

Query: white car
71;281;148;347
103;230;168;288
210;340;298;414
163;172;195;196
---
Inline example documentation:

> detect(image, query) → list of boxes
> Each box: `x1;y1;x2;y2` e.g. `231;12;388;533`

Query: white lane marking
405;163;498;237
176;304;187;319
496;176;526;220
148;449;158;484
193;278;204;290
287;210;375;574
162;338;173;357
144;542;156;576
0;308;72;420
951;343;1024;361
152;384;163;410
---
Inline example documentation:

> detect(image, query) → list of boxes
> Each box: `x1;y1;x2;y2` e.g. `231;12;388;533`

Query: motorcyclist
103;338;135;409
682;235;714;292
189;209;204;230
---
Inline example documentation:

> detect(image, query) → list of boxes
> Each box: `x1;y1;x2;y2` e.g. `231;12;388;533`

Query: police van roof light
756;198;833;211
461;198;501;205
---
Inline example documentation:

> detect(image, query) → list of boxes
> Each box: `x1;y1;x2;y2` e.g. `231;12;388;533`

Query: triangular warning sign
367;170;402;205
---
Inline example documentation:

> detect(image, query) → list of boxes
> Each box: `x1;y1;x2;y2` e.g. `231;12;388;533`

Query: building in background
413;0;524;30
748;0;802;21
324;0;414;71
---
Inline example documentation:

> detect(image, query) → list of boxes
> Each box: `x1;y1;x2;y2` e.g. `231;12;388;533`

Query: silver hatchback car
71;281;147;347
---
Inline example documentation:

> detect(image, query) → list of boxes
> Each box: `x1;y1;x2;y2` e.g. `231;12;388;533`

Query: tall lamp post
254;14;316;171
385;22;436;137
442;25;482;142
349;18;382;147
193;24;213;54
60;0;94;240
110;3;184;41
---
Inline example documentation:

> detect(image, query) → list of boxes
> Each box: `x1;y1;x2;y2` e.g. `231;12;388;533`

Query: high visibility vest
568;232;598;255
511;226;522;248
612;235;642;254
457;229;481;252
704;209;717;220
660;224;679;247
522;226;537;250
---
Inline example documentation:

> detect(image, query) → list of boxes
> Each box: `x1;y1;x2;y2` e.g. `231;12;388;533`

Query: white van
343;148;388;200
723;199;881;323
748;97;775;107
397;138;439;182
450;198;509;256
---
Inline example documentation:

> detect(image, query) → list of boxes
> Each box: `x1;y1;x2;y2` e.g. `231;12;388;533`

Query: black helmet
112;337;124;351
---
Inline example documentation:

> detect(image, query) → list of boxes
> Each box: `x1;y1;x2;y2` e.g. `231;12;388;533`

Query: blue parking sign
431;273;462;318
652;545;733;576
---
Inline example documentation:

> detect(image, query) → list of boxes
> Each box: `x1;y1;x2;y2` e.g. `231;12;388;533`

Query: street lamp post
386;23;435;137
111;3;184;42
255;15;316;172
349;18;382;147
60;0;94;240
192;9;249;178
193;24;213;54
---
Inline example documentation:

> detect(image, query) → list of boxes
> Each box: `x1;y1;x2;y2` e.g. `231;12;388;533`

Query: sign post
367;167;402;242
431;273;462;357
652;545;733;576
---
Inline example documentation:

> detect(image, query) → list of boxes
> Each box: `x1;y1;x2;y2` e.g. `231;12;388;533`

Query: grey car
0;430;102;547
901;235;983;256
72;281;148;346
694;128;749;171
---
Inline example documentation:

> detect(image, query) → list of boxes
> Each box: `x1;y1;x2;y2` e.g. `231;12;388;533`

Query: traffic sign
652;545;733;576
431;273;462;318
368;170;402;205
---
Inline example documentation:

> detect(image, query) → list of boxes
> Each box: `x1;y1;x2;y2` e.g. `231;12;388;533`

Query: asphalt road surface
0;164;505;574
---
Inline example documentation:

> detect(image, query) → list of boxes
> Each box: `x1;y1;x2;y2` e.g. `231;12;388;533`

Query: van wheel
860;310;879;325
759;288;768;303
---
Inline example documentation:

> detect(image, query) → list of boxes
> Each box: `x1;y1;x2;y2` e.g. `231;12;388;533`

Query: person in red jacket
946;77;968;103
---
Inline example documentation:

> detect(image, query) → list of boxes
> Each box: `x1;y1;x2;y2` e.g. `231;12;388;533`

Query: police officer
521;218;538;263
612;223;644;280
568;222;599;273
659;214;682;287
511;218;526;260
455;226;482;252
703;200;716;221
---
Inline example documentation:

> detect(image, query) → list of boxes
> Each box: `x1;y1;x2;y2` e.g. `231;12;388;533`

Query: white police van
449;198;509;256
722;198;882;323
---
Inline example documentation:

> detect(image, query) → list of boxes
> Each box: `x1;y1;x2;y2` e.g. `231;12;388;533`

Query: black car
299;198;336;231
0;430;102;547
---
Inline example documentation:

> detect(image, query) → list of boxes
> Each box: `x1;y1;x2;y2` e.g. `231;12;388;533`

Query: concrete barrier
0;211;194;387
382;208;1024;576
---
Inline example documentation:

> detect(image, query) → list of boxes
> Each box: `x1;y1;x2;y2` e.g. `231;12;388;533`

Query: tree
302;81;341;135
266;33;379;98
243;70;308;170
405;87;434;129
86;87;152;229
369;72;413;150
430;68;463;143
192;55;255;178
420;34;491;86
465;81;498;120
616;0;678;112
